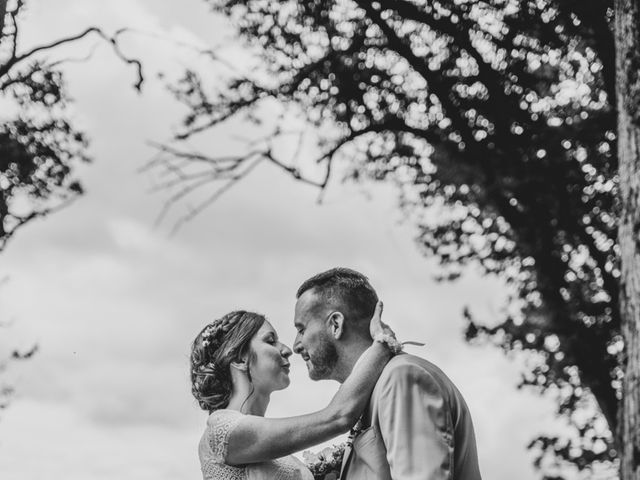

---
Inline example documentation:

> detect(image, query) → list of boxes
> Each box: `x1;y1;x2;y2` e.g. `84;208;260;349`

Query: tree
0;0;142;412
0;0;143;252
614;1;640;479
155;1;624;477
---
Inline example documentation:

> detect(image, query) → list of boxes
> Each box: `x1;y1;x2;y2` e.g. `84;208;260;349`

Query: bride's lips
282;363;290;373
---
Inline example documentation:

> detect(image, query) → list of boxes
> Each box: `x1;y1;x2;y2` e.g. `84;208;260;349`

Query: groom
293;267;482;480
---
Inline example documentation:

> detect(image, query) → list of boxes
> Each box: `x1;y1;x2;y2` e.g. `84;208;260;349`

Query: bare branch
199;47;255;78
262;149;325;189
1;43;101;91
147;147;268;227
48;42;100;69
174;93;267;141
152;111;452;223
0;26;143;91
148;133;336;230
143;142;245;170
169;155;264;235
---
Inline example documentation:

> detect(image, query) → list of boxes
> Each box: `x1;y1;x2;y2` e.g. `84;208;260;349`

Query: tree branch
168;155;264;235
0;26;143;91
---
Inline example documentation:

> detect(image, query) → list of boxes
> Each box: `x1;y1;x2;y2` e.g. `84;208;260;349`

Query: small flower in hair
200;314;241;349
200;322;221;347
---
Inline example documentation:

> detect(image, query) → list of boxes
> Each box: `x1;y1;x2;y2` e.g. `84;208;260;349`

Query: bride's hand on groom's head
369;300;384;338
369;300;404;355
370;300;394;336
369;300;402;354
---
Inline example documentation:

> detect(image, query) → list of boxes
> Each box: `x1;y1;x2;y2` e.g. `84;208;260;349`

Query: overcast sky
0;1;567;479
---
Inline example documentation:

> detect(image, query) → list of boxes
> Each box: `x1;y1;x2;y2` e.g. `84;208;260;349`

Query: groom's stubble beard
306;334;339;381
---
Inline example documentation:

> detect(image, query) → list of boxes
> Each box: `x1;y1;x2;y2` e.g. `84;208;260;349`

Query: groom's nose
293;335;303;354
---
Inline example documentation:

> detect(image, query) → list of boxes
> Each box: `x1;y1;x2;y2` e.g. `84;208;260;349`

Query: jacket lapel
341;411;368;480
339;442;353;479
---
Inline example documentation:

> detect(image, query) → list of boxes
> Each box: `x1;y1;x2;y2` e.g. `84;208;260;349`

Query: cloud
0;400;201;480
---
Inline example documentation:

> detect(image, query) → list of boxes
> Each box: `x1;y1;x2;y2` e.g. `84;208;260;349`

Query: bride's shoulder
201;409;245;463
207;408;243;425
205;409;246;437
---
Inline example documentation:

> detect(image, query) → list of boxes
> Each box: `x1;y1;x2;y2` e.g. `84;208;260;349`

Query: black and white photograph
1;1;639;479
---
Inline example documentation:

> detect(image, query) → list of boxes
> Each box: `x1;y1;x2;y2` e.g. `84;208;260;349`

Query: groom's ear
327;312;345;340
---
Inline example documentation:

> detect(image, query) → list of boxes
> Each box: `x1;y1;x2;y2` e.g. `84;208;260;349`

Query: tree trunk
615;1;640;479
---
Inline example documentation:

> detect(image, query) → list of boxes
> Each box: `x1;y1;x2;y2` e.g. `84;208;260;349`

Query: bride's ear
230;356;248;372
327;312;345;340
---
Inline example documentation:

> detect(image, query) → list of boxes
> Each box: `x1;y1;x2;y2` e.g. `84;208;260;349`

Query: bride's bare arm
225;302;392;465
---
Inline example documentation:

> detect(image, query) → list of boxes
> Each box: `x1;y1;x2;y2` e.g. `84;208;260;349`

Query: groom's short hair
296;267;378;328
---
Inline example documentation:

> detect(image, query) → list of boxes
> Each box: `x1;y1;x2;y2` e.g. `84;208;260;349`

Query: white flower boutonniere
303;443;345;480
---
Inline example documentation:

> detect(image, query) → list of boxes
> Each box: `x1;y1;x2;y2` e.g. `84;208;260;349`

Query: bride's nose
280;344;293;358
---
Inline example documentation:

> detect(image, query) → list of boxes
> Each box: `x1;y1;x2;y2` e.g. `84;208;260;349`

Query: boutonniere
346;415;366;448
303;443;346;480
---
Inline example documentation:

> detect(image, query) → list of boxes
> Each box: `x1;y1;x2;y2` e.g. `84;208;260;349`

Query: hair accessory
200;314;241;348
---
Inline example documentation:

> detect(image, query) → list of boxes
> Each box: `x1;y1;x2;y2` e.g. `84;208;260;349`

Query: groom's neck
334;338;373;383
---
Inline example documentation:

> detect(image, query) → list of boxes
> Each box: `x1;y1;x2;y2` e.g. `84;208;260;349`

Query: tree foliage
159;1;621;477
0;0;143;252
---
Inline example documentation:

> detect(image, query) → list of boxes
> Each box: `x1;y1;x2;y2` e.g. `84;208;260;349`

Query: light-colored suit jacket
340;353;482;480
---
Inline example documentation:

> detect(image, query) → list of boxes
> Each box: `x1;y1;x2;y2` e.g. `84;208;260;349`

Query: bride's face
248;321;293;393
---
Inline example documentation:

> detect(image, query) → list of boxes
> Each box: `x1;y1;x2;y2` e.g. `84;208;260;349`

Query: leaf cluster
0;3;89;251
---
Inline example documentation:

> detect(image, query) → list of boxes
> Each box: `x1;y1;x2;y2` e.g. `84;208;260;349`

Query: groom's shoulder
377;353;454;390
384;352;437;372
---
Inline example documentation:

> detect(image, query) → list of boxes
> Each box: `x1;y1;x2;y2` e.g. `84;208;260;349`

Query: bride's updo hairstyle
190;311;265;412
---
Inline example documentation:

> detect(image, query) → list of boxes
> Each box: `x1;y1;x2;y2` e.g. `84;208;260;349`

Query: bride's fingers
371;300;384;322
370;300;384;335
376;300;384;318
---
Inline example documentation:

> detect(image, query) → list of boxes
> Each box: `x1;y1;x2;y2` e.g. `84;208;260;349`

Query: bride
189;301;396;479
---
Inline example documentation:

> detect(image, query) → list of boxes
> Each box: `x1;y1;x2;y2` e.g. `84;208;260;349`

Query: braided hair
190;311;265;412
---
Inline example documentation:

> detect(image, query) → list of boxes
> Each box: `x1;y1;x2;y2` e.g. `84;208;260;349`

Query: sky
0;1;567;479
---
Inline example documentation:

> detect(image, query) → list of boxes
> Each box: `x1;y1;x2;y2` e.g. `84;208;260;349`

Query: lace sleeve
206;409;244;462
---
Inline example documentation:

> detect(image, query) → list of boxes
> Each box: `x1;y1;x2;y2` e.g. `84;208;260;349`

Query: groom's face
293;289;338;381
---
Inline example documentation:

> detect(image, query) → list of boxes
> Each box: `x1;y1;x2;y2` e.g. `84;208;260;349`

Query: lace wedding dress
199;409;315;480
